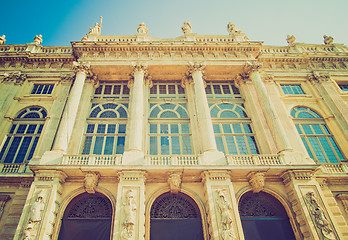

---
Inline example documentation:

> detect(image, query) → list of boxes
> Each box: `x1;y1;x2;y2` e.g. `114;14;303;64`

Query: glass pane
107;125;116;134
301;137;314;160
329;137;344;160
27;125;36;134
123;86;129;95
232;124;242;134
117;107;128;118
86;124;95;133
161;111;178;118
14;136;32;163
4;137;21;163
150;136;158;155
93;137;104;155
222;124;232;133
213;85;222;94
27;137;39;161
318;137;338;163
38;125;44;134
295;125;302;134
47;85;54;94
104;85;112;94
182;136;192;154
247;136;259;154
116;136;125;154
213;124;221;133
150;85;157;94
308;137;326;163
222;85;231;94
168;85;175;94
82;136;92;154
220;111;238;118
17;125;27;134
205;85;212;94
226;136;237;155
9;125;16;134
181;124;190;134
312;125;323;134
42;85;49;94
31;85;38;94
302;125;313;134
104;137;114;155
236;136;248;154
150;106;160;118
97;124;106;134
171;137;180;154
150;124;157;133
161;136;170;155
215;136;225;153
160;124;168;134
118;124;126;134
95;86;102;94
177;85;185;94
171;124;179;134
243;124;252;133
159;85;166;94
113;85;121;94
0;137;11;160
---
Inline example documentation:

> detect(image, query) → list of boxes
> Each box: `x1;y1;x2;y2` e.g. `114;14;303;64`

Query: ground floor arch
58;192;113;240
150;192;204;240
238;191;296;240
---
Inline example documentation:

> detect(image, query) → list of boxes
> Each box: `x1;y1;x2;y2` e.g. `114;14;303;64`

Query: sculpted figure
306;192;336;240
248;172;265;193
137;23;148;34
121;190;137;240
215;190;236;240
84;171;99;194
33;35;42;45
286;35;296;45
30;190;45;222
0;35;6;45
324;35;333;45
227;22;241;35
168;172;181;194
89;17;103;35
181;21;192;34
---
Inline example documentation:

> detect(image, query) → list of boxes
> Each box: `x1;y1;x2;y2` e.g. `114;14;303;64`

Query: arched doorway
58;192;112;240
150;192;204;240
239;191;296;240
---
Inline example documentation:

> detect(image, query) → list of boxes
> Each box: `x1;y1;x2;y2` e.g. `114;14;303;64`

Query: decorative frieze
2;71;27;85
83;171;100;194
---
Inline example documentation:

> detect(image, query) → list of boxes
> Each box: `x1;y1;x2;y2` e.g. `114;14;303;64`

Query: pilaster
202;170;243;240
14;170;67;240
113;171;146;240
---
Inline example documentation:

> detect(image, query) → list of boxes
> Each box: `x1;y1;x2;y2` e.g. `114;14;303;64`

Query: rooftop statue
0;35;5;45
227;22;242;35
89;16;103;35
181;21;192;34
33;35;42;45
137;22;148;34
324;35;333;45
286;35;296;45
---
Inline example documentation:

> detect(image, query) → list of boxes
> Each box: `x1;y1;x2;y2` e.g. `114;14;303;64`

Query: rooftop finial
181;21;192;34
323;35;333;45
286;35;296;45
33;35;42;45
227;22;241;35
0;35;6;45
88;17;102;35
137;22;148;34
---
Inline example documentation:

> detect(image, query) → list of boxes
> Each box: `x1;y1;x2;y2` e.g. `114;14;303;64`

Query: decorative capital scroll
2;72;27;85
215;189;237;240
83;171;100;194
305;191;336;239
237;62;263;81
308;71;330;83
168;172;182;194
261;73;274;82
248;172;265;193
0;35;6;45
73;61;93;77
60;73;75;83
188;62;206;74
129;64;152;88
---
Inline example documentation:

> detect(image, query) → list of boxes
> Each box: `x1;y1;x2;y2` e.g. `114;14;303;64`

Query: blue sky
1;0;347;46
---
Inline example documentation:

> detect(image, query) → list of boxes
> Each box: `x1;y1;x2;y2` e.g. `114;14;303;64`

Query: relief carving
308;71;330;83
305;191;336;240
2;71;27;85
121;190;137;240
168;172;182;194
248;172;265;193
83;171;100;194
73;61;93;77
215;189;237;240
0;35;6;45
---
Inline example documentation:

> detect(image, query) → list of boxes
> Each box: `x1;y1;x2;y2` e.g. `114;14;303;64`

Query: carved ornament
181;21;192;34
215;189;237;240
324;35;334;45
129;64;152;88
281;170;314;184
2;72;27;85
137;22;148;34
227;22;242;35
305;191;336;240
121;189;137;240
29;190;46;222
168;172;182;194
0;35;6;45
83;171;100;194
248;172;265;193
308;71;330;83
0;195;10;220
286;35;296;45
60;73;75;83
73;61;93;77
237;62;263;81
33;35;43;45
88;17;102;36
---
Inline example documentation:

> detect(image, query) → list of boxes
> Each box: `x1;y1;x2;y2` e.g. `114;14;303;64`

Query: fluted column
52;62;92;153
122;64;150;165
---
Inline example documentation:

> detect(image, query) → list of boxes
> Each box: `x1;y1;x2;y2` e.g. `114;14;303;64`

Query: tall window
207;82;259;155
291;107;345;163
82;82;129;155
0;107;46;163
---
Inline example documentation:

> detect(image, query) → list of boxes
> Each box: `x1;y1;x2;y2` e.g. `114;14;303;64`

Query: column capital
73;61;93;76
307;71;331;83
2;71;27;85
187;62;206;74
238;61;263;80
86;73;100;88
128;64;152;88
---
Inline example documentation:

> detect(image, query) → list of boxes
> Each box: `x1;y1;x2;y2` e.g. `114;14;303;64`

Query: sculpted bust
84;171;99;194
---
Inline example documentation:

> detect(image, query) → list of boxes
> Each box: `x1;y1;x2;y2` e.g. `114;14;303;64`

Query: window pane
236;136;248;155
226;136;237;155
247;136;259;154
150;136;158;155
181;124;190;134
161;136;170;155
116;136;125;154
182;136;192;154
17;125;27;134
97;124;106;134
171;124;179;134
86;124;95;133
222;125;232;133
14;136;32;163
107;125;116;134
318;137;338;163
0;137;11;160
302;125;313;134
232;124;242;134
104;137;114;155
308;137;326;163
215;136;225;153
93;137;104;155
301;137;314;160
329;137;344;160
82;137;92;154
171;137;180;154
4;137;21;163
27;125;36;134
119;124;126;134
213;85;222;94
213;124;221;133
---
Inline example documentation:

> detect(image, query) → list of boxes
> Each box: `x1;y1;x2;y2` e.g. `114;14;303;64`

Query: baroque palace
0;19;347;240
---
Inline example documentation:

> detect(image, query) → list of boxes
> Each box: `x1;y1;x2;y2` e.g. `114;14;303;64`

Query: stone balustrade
145;155;200;166
0;163;27;173
320;163;348;174
62;155;122;165
226;154;283;165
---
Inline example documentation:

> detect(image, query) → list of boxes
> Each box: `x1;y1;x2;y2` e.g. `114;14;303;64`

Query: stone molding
60;73;75;84
281;170;315;185
201;170;231;183
336;194;348;216
2;71;27;85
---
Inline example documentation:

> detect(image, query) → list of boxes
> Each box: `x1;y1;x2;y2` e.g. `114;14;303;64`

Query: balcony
0;163;28;173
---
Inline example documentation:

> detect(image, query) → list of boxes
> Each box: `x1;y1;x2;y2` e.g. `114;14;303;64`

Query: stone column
14;170;67;240
113;171;146;240
52;62;92;153
308;72;348;137
281;170;347;240
202;171;244;240
122;64;150;165
187;64;225;164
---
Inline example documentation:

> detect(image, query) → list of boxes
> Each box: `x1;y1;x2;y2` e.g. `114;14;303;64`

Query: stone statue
324;35;334;45
227;22;241;35
215;189;236;240
121;190;137;240
181;21;192;34
33;35;42;45
89;16;103;35
137;23;148;34
29;190;46;222
306;192;336;240
83;171;99;194
0;35;6;45
286;35;296;45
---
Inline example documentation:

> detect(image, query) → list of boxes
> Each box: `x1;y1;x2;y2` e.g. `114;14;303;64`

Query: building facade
0;21;347;239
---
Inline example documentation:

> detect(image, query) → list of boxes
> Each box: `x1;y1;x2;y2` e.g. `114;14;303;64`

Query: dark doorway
58;192;112;240
150;192;204;240
239;191;296;240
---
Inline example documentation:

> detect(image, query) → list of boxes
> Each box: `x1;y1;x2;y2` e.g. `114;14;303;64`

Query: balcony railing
320;163;348;174
145;155;200;166
226;154;283;165
62;155;122;165
0;163;27;173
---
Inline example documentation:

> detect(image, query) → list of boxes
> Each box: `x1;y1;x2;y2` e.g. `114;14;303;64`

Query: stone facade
0;22;347;240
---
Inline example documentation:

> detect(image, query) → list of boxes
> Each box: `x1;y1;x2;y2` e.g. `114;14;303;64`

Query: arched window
291;107;344;163
0;107;46;163
150;192;203;240
82;103;128;155
239;191;296;240
149;103;192;155
58;192;112;240
210;103;259;155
